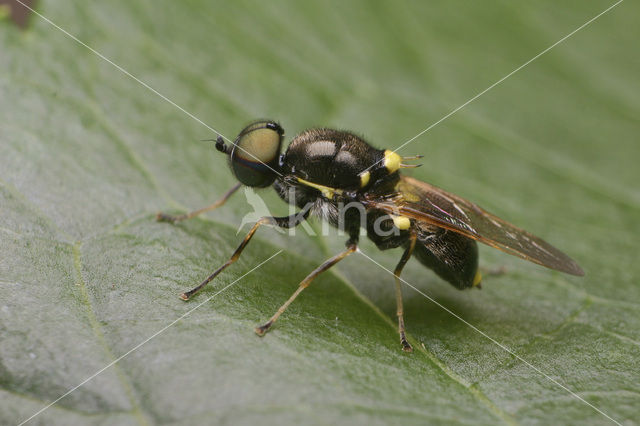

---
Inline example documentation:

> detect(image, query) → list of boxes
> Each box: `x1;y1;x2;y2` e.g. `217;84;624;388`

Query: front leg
180;208;310;300
157;183;242;223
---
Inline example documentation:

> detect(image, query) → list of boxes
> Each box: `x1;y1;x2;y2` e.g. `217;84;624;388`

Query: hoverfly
158;120;584;352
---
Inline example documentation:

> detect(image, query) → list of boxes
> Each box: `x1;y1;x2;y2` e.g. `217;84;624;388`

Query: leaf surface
1;1;638;424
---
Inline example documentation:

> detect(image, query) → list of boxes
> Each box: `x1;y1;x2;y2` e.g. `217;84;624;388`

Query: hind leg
394;232;417;352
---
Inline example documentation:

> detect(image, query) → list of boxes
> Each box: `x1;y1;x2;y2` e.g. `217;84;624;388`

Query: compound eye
230;120;284;187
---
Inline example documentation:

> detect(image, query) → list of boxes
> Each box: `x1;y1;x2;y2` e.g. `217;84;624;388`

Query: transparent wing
363;175;584;276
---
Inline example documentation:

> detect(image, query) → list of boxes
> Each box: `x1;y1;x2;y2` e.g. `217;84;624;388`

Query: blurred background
1;1;638;424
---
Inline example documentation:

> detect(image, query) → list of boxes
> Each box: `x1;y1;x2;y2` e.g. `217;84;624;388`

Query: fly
157;120;584;352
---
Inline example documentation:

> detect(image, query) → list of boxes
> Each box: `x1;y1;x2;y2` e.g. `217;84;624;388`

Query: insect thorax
281;128;385;190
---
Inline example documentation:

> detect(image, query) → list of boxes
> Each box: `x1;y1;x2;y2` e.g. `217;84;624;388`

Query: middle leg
255;240;358;336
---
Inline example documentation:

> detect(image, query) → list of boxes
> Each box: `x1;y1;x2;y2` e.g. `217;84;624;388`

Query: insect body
158;120;584;352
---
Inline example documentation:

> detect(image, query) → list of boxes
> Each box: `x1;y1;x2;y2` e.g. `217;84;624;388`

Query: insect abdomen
412;227;479;290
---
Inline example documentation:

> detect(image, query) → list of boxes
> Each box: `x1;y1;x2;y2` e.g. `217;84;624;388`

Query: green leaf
1;0;638;424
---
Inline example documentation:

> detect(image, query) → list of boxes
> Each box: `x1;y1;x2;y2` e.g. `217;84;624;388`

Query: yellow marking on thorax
359;170;370;188
297;177;342;199
384;150;401;173
390;214;411;230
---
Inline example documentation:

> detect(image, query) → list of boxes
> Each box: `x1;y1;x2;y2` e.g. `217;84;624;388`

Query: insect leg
255;240;358;336
179;208;310;301
394;231;417;352
156;182;242;223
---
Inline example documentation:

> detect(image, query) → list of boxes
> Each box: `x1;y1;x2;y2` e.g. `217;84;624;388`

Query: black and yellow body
274;127;480;290
158;119;583;352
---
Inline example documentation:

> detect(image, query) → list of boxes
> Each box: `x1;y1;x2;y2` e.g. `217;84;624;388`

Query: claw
156;212;178;223
401;339;413;352
255;321;273;336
